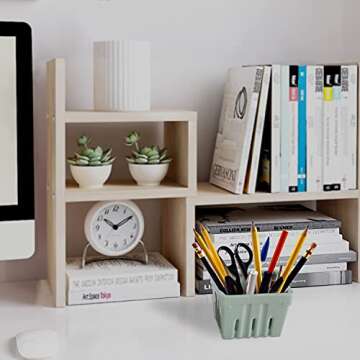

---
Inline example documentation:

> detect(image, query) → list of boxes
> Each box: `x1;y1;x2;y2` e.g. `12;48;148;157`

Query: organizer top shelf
65;110;197;124
192;182;360;206
65;180;192;202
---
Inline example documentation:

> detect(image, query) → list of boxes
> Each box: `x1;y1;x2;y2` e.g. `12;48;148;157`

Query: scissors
217;243;253;294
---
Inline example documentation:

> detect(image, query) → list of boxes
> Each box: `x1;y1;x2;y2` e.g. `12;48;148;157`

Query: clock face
85;201;144;256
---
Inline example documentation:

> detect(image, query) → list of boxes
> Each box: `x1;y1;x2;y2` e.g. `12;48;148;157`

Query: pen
261;236;270;262
259;231;288;293
281;243;317;293
246;270;258;294
277;227;309;293
192;242;226;293
251;223;262;290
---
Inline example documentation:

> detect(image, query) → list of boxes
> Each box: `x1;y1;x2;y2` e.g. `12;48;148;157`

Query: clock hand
104;218;116;229
115;215;133;228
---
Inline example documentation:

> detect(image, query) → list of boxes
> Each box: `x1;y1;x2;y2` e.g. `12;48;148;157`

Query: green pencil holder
212;284;292;339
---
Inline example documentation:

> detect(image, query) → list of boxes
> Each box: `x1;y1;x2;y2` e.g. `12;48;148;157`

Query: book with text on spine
66;252;178;292
340;65;358;190
244;66;271;194
210;66;263;194
307;65;324;192
298;65;307;192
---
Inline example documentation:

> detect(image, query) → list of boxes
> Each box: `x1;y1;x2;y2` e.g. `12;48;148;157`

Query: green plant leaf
135;157;148;164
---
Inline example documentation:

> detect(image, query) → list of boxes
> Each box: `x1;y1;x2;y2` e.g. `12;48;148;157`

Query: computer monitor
0;22;34;260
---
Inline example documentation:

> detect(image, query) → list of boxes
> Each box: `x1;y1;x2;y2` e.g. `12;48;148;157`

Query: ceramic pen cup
211;281;292;339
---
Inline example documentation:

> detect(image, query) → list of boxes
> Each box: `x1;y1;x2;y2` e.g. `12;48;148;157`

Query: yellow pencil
278;227;309;293
251;223;262;290
193;229;227;282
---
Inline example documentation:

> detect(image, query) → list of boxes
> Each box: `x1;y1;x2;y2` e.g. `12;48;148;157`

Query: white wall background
0;0;358;282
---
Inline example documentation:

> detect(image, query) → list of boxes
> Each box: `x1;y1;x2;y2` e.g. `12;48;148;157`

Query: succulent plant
125;131;172;165
67;135;115;166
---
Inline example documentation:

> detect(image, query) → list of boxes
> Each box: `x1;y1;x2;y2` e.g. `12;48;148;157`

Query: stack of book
66;252;180;305
195;205;357;294
210;64;358;194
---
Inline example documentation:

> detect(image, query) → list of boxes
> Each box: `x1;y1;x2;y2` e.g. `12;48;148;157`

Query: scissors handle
235;243;253;279
217;246;244;294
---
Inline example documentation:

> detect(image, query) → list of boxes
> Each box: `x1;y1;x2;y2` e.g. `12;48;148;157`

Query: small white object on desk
15;329;59;359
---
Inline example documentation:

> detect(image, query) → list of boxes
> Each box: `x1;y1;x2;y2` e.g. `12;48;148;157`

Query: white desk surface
0;280;359;360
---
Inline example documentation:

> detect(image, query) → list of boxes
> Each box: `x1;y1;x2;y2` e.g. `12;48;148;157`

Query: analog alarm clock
84;200;144;257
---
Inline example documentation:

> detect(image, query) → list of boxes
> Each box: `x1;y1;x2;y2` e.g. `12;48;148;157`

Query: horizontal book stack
210;64;358;194
195;205;357;294
66;252;180;305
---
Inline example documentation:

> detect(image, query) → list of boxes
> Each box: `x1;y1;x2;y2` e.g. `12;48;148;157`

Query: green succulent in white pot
125;131;172;186
67;135;115;188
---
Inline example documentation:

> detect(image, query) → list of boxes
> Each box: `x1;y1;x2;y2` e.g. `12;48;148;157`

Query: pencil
251;223;262;290
277;227;309;293
192;242;226;293
281;243;317;293
193;229;228;281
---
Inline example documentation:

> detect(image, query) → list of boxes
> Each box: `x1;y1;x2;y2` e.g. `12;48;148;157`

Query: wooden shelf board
65;180;192;202
191;182;360;206
65;110;196;124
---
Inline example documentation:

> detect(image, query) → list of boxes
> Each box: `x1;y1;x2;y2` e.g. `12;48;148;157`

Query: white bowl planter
129;163;169;186
70;165;112;189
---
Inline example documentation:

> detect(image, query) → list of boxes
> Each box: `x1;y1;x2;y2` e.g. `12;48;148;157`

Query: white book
332;66;342;190
288;65;299;192
271;65;281;193
67;282;180;305
297;262;347;274
207;239;349;262
307;65;324;192
341;65;358;190
245;66;271;193
210;66;263;194
197;263;347;279
66;252;178;292
210;228;341;246
280;65;289;192
323;66;336;191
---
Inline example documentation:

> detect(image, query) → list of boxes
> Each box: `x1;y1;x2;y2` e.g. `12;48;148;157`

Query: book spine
195;271;352;293
298;65;307;192
332;66;342;190
195;278;213;295
280;65;290;192
245;66;271;194
288;65;299;192
209;240;349;261
209;228;341;244
202;219;341;233
197;250;357;267
236;67;264;193
341;65;358;189
271;65;281;193
290;270;352;288
67;282;180;305
307;65;324;192
68;269;178;292
197;262;347;279
323;66;334;191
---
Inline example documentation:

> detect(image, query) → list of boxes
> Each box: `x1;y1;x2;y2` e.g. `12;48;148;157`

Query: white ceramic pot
129;163;169;186
70;165;112;189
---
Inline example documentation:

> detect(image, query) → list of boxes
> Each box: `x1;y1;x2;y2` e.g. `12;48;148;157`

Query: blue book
298;65;307;192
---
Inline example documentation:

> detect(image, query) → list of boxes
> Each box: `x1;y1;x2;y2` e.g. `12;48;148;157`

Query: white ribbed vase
94;40;151;111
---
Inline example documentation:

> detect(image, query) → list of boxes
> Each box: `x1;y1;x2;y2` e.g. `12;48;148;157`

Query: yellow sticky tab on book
323;87;333;101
